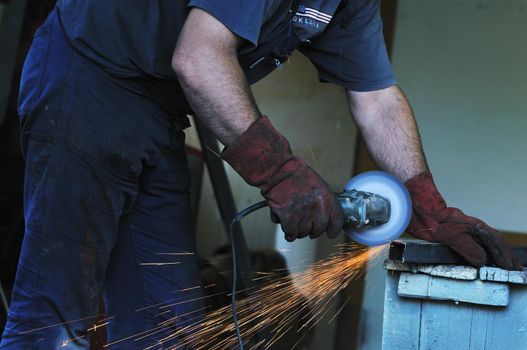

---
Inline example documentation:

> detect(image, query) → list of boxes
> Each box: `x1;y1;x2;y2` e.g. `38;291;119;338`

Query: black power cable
228;201;268;350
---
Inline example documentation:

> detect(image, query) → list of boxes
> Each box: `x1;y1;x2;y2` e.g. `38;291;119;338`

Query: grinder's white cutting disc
344;171;412;246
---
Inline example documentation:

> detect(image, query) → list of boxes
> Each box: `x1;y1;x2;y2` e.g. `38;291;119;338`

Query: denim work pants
0;10;203;349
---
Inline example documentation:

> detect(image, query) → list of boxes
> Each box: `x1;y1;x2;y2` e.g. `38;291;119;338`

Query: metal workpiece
337;189;391;229
389;239;527;266
389;240;465;264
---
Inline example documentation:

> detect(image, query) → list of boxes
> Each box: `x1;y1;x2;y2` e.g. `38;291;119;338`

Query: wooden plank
382;272;421;350
469;307;491;350
444;303;473;350
485;286;527;349
479;266;527;285
418;301;474;350
417;265;477;280
397;272;509;307
384;260;478;280
418;301;450;350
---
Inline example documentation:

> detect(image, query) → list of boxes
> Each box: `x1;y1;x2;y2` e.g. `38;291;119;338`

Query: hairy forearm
173;9;260;145
348;85;428;182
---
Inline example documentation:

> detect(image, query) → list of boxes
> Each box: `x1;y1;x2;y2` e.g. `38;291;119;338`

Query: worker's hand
221;116;344;241
405;172;522;270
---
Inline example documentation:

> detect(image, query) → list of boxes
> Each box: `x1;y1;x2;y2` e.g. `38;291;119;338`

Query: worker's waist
50;7;192;128
107;76;192;129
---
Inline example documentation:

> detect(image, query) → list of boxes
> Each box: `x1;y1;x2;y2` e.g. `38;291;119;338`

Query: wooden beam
398;272;510;307
480;266;527;285
384;260;478;280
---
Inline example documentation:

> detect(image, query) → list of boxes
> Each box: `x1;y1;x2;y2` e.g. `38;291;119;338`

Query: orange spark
148;243;388;349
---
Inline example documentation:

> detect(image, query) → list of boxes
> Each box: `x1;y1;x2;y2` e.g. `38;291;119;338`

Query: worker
1;0;520;348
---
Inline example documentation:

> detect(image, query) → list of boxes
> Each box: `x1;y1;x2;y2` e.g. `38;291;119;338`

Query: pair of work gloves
222;116;520;270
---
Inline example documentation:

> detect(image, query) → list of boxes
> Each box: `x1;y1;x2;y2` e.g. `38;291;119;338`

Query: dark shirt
56;0;395;114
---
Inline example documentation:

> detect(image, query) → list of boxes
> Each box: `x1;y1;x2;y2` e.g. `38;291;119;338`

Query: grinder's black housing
336;189;391;230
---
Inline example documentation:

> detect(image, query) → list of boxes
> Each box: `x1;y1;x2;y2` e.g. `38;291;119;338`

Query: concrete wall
361;1;527;349
394;0;527;233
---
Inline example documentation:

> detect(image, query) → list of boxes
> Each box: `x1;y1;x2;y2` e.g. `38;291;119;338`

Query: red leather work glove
405;172;521;270
221;116;344;241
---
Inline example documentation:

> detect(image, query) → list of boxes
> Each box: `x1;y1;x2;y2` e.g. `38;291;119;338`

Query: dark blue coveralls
0;0;395;348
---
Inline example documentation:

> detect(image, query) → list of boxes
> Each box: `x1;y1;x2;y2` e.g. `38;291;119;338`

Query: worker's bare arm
172;8;260;145
347;85;429;182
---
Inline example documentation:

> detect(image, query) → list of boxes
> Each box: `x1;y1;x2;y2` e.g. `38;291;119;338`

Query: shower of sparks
59;317;114;347
48;243;386;349
155;252;195;256
18;313;109;335
140;262;181;266
308;147;319;171
133;243;387;349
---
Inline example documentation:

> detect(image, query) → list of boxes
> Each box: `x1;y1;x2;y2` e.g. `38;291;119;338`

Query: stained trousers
0;10;203;349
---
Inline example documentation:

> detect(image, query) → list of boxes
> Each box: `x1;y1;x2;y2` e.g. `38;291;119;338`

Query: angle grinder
337;171;412;246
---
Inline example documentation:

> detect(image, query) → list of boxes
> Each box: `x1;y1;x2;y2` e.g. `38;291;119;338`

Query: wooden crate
382;261;527;349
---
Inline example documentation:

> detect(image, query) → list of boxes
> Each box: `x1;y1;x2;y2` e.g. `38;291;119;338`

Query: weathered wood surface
417;300;473;350
479;266;527;285
385;259;527;286
382;272;421;350
383;242;527;349
383;272;527;350
384;260;478;280
397;272;509;306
